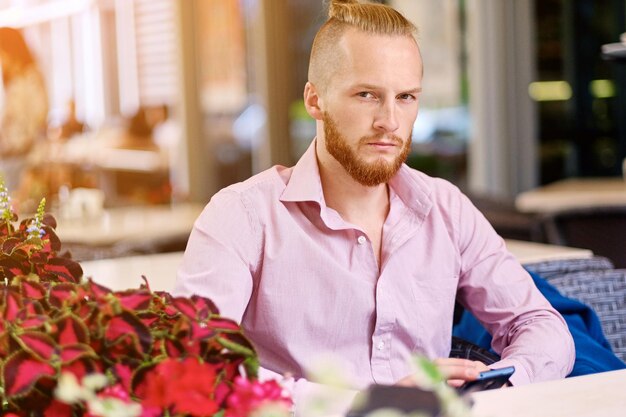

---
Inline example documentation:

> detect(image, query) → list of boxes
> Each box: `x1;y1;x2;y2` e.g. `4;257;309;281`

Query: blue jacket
453;270;626;376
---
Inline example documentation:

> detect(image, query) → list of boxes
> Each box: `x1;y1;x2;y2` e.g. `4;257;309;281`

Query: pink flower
98;384;132;403
225;377;292;417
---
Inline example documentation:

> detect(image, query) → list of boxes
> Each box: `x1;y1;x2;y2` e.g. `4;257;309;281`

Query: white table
471;369;626;417
55;203;203;247
504;239;592;264
81;251;183;291
515;177;626;213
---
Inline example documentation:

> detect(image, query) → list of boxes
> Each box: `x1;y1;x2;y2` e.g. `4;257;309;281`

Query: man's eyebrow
351;84;422;93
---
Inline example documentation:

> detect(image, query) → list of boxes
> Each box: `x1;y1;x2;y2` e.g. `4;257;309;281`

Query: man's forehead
312;27;422;95
337;30;422;68
347;82;422;93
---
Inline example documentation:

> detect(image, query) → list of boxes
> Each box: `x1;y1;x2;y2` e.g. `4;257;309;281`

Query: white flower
87;397;142;417
82;373;110;391
54;373;89;404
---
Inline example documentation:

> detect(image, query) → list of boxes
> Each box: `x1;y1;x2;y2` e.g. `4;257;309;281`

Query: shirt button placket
357;235;366;245
371;331;393;384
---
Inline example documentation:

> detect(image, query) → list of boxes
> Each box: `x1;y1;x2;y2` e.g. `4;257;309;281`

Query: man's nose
373;101;399;133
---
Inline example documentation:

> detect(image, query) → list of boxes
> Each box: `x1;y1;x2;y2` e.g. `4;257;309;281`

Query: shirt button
357;235;367;245
377;341;385;350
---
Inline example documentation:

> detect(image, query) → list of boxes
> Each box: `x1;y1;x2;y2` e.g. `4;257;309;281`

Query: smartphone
457;366;515;394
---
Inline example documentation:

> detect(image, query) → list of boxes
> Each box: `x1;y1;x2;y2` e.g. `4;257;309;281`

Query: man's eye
357;92;375;99
399;94;416;101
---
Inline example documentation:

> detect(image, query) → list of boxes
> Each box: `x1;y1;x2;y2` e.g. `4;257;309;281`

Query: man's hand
433;358;490;387
395;358;490;388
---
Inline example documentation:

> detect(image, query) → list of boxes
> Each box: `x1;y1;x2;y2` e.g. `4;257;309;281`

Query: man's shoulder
215;164;293;201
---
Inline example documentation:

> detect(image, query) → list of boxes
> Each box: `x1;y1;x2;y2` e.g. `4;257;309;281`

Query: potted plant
0;182;291;417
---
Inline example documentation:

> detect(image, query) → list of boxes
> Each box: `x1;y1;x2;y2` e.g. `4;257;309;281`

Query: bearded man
175;0;574;412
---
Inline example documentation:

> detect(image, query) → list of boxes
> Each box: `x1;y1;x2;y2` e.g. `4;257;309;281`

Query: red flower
225;377;292;417
138;357;219;416
42;400;73;417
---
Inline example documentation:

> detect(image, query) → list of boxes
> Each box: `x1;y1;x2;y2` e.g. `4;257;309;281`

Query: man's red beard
322;112;412;186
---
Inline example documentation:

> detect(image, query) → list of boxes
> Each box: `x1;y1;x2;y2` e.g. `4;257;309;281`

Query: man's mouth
369;141;397;146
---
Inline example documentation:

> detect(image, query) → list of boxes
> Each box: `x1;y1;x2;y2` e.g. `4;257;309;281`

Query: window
0;0;181;207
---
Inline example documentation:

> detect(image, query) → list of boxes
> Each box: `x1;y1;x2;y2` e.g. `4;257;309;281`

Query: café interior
0;0;625;416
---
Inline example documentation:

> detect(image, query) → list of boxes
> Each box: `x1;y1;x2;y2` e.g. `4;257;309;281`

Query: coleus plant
0;182;291;417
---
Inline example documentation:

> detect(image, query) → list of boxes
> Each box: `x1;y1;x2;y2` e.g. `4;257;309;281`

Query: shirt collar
279;139;325;204
388;164;434;217
280;138;433;217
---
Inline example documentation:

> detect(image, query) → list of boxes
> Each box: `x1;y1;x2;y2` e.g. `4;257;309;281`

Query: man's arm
454;192;575;385
174;190;257;321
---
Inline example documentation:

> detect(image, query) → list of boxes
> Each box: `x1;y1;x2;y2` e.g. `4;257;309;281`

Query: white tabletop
55;203;204;246
515;177;626;213
471;369;626;417
82;251;183;292
504;239;592;264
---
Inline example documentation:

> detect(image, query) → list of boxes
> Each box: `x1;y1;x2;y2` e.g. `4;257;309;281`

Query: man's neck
317;147;390;224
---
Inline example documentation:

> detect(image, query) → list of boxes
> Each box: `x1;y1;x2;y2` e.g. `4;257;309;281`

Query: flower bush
0;182;292;417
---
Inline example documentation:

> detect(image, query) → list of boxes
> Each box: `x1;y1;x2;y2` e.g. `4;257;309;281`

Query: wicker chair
525;257;626;362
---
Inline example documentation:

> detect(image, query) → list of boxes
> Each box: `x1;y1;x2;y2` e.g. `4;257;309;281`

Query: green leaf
242;356;260;379
414;356;444;383
215;336;255;358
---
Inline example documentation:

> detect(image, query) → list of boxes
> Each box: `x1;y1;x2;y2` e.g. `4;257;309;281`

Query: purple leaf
15;331;56;361
2;351;56;398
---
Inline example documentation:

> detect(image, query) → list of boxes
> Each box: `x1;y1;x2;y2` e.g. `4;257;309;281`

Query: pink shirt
175;141;574;389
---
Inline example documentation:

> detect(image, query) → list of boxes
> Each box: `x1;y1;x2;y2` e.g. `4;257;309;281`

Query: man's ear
303;82;324;120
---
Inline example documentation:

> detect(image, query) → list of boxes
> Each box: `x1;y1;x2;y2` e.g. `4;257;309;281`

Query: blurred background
0;0;624;260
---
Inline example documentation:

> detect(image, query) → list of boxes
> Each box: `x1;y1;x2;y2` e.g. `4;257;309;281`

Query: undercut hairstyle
308;0;418;93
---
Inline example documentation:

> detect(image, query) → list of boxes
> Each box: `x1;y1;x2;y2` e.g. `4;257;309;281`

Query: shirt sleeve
453;192;575;385
173;190;259;322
